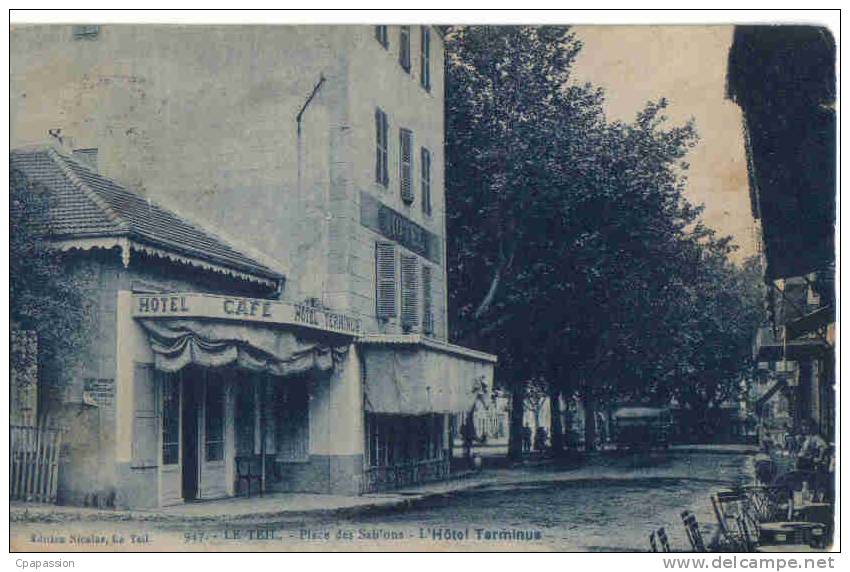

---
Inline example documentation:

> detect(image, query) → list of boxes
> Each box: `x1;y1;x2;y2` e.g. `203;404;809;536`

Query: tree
445;25;606;459
10;168;94;412
445;25;760;457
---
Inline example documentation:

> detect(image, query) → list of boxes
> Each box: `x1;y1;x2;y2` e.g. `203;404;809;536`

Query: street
11;448;754;552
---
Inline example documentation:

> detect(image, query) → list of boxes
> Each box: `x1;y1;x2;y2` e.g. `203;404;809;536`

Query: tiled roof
10;147;284;285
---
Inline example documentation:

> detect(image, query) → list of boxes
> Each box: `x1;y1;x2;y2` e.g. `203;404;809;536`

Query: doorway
181;371;201;501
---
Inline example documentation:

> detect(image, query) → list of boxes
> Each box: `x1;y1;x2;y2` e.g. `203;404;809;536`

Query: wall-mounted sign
133;293;363;336
360;191;441;263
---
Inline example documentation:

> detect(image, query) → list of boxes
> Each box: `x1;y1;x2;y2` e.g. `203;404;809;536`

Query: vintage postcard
7;11;837;556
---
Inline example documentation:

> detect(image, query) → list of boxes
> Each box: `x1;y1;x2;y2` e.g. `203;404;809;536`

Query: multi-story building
10;24;495;508
727;25;835;444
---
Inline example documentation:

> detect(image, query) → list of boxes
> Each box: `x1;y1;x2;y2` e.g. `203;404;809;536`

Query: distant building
10;25;495;508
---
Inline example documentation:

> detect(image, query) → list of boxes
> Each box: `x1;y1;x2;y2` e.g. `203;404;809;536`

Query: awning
785;305;834;341
755;379;787;409
138;318;349;376
359;335;496;415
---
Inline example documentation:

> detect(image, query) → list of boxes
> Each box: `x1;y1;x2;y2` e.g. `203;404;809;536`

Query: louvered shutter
420;26;431;90
421;147;431;215
401;254;420;328
375;242;397;319
399;26;411;72
422;264;434;335
400;129;413;204
375;109;388;187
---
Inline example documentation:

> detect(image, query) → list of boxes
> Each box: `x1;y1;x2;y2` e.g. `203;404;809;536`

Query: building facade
10;24;495;508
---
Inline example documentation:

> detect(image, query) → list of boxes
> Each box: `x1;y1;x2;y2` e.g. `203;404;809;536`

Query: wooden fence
10;424;63;503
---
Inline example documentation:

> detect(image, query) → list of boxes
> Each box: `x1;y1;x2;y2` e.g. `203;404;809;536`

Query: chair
649;527;671;552
681;510;707;552
711;491;753;551
235;455;263;497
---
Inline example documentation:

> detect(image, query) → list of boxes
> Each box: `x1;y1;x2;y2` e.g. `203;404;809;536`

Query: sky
570;25;758;262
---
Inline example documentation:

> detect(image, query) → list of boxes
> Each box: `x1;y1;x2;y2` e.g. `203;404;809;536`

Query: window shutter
401;254;420;328
400;129;413;204
375;242;397;319
399;26;411;72
375;25;388;48
132;363;159;468
422;264;434;335
420;26;431;90
421;147;431;215
375;109;388;187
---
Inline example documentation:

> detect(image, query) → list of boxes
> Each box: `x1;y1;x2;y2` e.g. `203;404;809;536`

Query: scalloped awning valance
138;318;349;377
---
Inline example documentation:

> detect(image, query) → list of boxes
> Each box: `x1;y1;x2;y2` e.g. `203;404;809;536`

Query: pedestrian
521;425;532;453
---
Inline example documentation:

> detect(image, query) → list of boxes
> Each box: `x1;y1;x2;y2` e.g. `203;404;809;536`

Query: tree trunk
549;387;564;456
583;390;597;452
508;380;526;461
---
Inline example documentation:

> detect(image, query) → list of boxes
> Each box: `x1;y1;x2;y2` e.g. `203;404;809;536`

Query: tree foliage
10;168;94;396
445;26;763;451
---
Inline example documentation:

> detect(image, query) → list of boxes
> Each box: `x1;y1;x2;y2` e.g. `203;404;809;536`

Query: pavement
10;443;759;526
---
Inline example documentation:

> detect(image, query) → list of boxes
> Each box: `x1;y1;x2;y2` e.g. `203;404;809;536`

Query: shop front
358;336;496;493
113;291;495;507
115;291;362;507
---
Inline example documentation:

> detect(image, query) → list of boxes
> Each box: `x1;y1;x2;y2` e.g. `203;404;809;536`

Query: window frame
399;26;411;73
399;128;414;204
375;108;389;188
375;25;389;49
420;26;431;91
420;147;432;216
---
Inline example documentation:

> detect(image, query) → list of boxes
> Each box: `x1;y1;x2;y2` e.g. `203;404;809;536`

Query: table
758;521;826;548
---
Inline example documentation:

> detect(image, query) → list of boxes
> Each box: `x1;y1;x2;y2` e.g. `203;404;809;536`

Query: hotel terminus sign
133;293;363;336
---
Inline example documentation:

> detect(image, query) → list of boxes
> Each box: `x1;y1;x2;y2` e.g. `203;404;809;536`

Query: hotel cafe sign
133;293;363;336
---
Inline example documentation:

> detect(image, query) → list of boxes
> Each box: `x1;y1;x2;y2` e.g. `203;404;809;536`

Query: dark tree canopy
445;26;764;451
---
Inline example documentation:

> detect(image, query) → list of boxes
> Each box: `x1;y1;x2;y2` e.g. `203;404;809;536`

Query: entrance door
181;371;201;501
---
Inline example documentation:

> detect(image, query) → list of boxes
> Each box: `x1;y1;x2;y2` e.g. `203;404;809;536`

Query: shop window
422;264;434;335
399;26;411;72
401;254;420;329
421;147;432;215
365;413;445;468
375;25;388;48
399;128;414;204
375;108;389;187
376;242;398;319
205;379;225;462
274;382;309;462
420;26;431;91
162;379;180;465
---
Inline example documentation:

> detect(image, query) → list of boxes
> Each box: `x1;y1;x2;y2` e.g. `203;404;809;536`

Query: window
422;264;434;335
376;242;397;319
399;128;414;204
365;413;445;468
399;26;411;72
401;254;420;329
421;147;432;215
420;26;431;91
205;378;224;462
375;25;388;48
235;382;255;456
72;25;100;40
375;108;389;187
162;380;180;465
274;381;309;463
